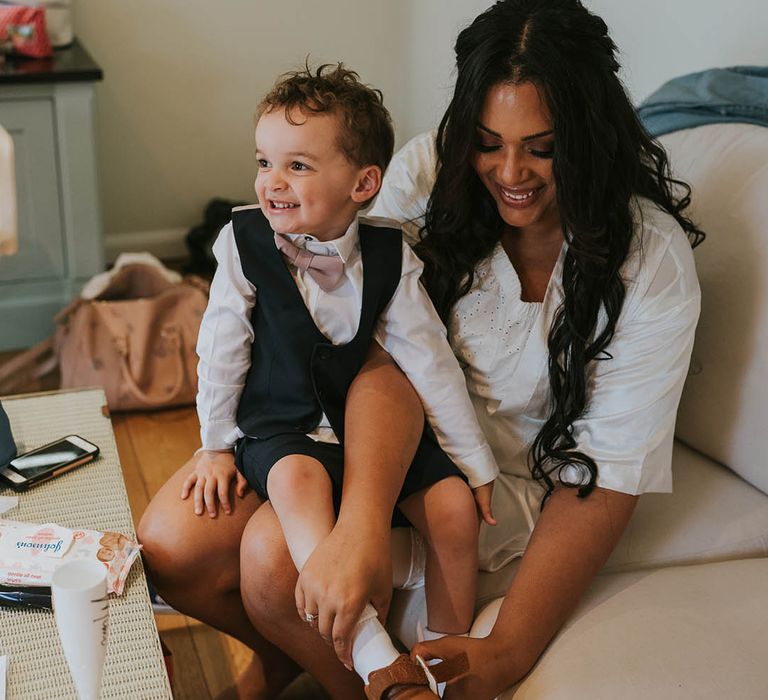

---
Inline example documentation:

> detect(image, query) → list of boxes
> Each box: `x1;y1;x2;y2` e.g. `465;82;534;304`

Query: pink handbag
0;264;209;411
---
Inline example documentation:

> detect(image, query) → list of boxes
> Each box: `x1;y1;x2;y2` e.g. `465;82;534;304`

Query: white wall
399;0;768;137
71;1;768;256
73;0;410;247
586;0;768;101
397;1;489;140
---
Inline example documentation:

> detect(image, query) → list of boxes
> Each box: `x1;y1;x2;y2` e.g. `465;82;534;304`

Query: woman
368;2;701;695
139;1;702;698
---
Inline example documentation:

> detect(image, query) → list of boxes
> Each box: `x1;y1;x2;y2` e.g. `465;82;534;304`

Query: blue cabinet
0;42;104;351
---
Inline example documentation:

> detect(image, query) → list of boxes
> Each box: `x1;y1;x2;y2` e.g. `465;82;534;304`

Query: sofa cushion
389;440;768;647
488;558;768;699
661;123;768;495
603;440;768;573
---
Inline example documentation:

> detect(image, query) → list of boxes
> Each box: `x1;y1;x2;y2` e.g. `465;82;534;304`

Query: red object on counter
0;5;52;58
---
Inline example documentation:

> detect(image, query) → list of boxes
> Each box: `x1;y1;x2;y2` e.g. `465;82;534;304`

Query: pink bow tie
274;233;345;292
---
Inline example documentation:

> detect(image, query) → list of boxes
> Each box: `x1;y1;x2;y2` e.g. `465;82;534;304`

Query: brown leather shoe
364;652;469;700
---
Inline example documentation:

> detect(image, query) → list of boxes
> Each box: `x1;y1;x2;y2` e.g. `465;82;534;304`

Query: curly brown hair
256;63;394;173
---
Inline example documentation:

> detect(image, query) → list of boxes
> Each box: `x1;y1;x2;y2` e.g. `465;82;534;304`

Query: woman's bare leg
138;457;299;697
239;501;367;699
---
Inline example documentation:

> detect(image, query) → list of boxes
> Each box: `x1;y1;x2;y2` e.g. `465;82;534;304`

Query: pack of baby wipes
0;519;141;595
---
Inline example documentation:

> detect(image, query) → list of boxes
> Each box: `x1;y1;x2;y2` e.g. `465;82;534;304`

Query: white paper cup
52;560;109;700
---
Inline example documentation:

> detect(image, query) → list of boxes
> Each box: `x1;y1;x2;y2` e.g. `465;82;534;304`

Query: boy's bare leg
398;477;479;635
138;457;299;698
267;454;336;573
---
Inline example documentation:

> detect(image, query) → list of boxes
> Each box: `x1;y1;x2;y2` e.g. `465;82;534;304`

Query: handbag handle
112;325;187;406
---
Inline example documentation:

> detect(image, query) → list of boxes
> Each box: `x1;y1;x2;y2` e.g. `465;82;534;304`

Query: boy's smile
254;107;378;242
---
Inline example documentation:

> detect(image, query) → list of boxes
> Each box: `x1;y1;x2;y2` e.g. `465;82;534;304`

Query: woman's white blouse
370;131;701;572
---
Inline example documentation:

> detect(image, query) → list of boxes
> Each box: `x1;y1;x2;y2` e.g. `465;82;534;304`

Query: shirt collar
284;217;359;264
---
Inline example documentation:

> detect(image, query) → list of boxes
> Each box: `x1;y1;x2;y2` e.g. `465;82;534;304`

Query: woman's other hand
473;481;497;526
411;634;513;700
179;449;248;517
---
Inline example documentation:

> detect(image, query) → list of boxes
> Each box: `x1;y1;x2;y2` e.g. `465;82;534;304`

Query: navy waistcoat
232;207;402;443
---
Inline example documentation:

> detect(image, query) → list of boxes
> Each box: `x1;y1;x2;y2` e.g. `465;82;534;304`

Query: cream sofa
389;122;768;699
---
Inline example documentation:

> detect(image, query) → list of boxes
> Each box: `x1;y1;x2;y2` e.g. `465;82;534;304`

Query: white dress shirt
196;207;499;489
370;131;701;571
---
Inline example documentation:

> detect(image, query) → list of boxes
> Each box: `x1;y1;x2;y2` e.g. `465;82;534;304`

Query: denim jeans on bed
637;66;768;137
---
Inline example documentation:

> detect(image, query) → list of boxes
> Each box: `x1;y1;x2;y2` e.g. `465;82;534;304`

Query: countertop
0;38;102;85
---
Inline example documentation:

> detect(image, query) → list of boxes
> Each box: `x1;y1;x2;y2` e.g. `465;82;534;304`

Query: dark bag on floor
183;197;246;276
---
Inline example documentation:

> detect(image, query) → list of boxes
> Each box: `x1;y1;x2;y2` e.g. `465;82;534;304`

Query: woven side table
0;388;172;699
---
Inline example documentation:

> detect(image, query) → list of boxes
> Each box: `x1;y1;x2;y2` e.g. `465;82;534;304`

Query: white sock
421;626;448;642
351;603;401;683
391;527;427;590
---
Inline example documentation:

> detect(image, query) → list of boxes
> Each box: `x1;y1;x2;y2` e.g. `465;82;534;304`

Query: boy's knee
266;455;330;504
427;480;479;549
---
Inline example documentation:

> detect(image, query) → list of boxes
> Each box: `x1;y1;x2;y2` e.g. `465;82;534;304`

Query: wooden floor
0;352;325;700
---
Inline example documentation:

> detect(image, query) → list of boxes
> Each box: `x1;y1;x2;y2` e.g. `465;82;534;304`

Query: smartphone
0;435;99;491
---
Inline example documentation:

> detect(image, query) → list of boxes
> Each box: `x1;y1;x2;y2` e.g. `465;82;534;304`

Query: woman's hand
411;634;515;700
179;449;249;518
294;520;392;670
473;481;497;526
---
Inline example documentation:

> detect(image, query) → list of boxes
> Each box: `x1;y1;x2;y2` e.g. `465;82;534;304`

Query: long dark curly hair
415;0;704;503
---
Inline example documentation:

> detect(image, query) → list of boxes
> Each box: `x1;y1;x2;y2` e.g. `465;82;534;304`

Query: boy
183;64;498;699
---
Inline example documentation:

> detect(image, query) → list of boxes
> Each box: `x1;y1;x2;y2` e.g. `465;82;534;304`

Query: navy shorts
234;428;465;528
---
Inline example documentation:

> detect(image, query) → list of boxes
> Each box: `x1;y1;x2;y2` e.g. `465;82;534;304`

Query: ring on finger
304;611;317;623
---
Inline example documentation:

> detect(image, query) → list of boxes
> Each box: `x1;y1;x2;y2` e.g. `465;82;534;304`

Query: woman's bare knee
138;457;260;592
138;497;198;583
240;503;297;620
